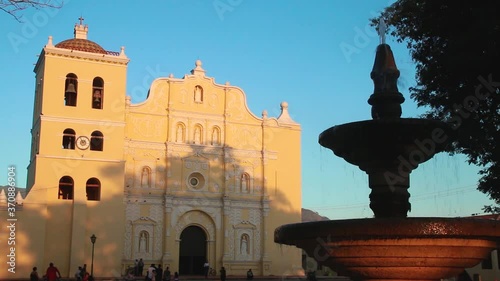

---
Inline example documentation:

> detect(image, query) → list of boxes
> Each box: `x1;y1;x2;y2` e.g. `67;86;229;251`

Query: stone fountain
274;39;500;280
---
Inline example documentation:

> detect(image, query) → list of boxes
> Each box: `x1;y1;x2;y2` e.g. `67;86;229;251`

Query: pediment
182;152;210;162
233;221;256;229
131;217;157;225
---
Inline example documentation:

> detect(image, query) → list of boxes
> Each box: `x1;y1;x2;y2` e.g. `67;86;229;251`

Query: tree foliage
1;0;62;21
375;1;500;210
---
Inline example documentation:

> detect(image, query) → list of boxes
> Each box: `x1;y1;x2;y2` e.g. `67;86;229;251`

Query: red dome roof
55;38;107;54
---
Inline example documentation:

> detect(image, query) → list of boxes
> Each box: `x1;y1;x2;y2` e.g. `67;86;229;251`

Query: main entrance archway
179;225;207;275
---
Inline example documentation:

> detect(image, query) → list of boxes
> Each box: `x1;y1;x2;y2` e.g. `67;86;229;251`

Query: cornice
37;154;124;163
125;139;166;150
44;46;129;65
41;115;126;126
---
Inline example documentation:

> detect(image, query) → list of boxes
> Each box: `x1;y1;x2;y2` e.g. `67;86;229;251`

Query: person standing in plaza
203;260;210;278
45;263;61;281
134;259;139;276
30;266;40;281
163;266;171;281
138;258;145;276
219;267;226;281
157;265;163;281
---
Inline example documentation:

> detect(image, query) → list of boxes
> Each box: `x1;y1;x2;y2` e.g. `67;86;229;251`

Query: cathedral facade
0;22;302;279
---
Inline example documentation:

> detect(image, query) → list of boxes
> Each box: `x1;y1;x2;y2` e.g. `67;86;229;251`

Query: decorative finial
262;110;268;118
191;60;206;76
78;16;85;26
169;73;174;78
377;18;387;44
0;189;6;205
277;101;298;124
120;46;126;57
225;81;230;86
47;36;53;47
280;101;288;109
15;191;23;205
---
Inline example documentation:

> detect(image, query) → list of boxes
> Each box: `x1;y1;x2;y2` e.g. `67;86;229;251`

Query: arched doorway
179;225;207;275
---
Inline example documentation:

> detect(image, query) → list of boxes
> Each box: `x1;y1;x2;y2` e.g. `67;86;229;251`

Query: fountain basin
319;118;453;172
275;218;500;280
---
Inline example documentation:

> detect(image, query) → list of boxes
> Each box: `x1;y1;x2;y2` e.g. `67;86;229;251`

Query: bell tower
24;19;129;277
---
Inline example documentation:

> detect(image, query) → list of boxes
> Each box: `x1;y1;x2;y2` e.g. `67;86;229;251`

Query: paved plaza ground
3;276;351;281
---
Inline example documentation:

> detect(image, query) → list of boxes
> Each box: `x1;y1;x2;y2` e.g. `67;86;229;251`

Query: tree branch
0;0;63;22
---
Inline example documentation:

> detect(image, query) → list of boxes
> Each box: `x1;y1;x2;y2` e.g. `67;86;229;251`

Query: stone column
162;195;173;267
222;197;231;263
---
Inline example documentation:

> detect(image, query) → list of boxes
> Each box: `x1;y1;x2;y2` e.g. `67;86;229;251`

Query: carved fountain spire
368;18;405;120
368;43;405;119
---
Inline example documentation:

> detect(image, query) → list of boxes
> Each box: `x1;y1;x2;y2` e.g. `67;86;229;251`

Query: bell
65;83;76;94
93;90;102;103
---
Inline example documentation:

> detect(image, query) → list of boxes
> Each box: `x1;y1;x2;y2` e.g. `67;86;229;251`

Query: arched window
141;166;151;188
62;129;76;149
90;131;103;151
92;77;104;109
64;73;78;106
211;126;221;145
241;173;250;193
175;123;185;143
86;178;101;201
194;85;203;103
193;124;203;144
58;176;74;200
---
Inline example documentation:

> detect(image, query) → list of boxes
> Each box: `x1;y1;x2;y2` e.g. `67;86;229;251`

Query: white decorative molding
249;209;262;259
182;154;210;191
174;210;216;240
123;203;140;259
150;205;164;259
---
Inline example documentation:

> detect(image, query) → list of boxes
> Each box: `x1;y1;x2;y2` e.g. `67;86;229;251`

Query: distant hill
302;208;330;222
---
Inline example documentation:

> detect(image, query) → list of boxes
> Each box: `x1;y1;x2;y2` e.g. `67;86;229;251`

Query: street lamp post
90;234;97;281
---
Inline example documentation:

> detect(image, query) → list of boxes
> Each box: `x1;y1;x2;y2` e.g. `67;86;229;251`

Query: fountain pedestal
274;43;500;281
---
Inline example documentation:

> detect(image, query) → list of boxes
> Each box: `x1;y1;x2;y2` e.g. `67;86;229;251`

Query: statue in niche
194;85;203;103
194;127;201;144
139;231;148;253
176;125;184;143
211;128;219;145
240;234;249;255
241;174;249;193
141;167;151;188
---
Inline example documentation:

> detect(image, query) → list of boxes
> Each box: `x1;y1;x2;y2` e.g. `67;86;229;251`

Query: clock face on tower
76;136;90;150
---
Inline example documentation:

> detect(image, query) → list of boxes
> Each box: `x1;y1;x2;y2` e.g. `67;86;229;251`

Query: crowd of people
124;261;177;281
30;263;63;281
30;262;95;281
30;260;254;281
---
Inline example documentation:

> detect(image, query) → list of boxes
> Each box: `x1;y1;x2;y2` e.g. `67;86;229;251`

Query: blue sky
0;0;494;218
